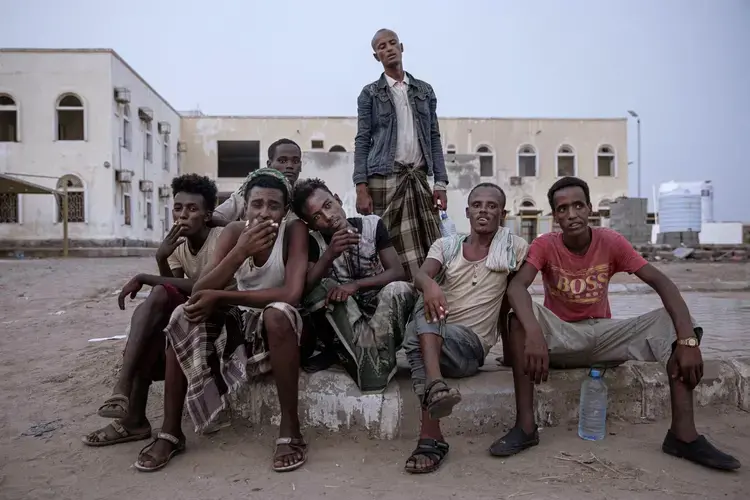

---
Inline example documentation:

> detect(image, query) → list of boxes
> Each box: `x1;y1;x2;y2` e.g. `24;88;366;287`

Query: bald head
371;29;399;50
371;29;404;68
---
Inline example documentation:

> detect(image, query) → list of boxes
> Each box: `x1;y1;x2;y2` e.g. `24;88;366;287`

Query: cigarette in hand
271;222;279;228
245;220;250;227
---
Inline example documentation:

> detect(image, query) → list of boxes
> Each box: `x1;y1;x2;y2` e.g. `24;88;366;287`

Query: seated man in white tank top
132;168;311;474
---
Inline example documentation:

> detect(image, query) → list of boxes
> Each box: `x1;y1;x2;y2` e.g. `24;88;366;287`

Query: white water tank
701;180;714;223
658;181;703;233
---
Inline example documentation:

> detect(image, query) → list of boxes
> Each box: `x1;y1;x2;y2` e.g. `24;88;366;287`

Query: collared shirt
385;73;424;167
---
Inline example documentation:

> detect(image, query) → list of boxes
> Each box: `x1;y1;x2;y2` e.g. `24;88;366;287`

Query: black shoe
489;426;540;457
662;430;741;471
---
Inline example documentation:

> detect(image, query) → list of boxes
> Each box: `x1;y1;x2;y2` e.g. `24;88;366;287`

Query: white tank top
233;219;287;308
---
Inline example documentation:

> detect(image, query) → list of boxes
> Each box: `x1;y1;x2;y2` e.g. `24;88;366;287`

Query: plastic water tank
701;180;714;223
658;181;703;233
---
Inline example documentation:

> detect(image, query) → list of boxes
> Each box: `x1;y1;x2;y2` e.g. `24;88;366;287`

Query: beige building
182;115;627;236
1;48;628;245
0;49;181;245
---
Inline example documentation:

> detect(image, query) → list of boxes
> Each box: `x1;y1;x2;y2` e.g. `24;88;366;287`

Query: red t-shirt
525;227;648;322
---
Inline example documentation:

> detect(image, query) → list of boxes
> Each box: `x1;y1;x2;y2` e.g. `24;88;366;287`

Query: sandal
489;426;540;457
423;379;461;420
405;438;450;474
273;437;308;473
97;394;129;419
81;420;151;447
134;432;186;472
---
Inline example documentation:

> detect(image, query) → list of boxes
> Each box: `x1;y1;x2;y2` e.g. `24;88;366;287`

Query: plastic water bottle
439;211;457;236
578;368;608;441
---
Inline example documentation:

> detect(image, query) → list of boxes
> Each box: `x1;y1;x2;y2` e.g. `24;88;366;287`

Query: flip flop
81;420;152;447
273;437;307;473
134;432;186;472
97;394;129;419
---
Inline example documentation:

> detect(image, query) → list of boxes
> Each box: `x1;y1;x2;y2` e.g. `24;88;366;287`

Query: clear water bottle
578;368;608;441
439;211;457;236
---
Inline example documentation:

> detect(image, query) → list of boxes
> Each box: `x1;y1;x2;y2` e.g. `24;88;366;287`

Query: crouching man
293;178;415;393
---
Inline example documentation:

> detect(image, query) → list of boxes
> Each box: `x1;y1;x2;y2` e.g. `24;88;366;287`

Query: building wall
110;55;181;241
0;50;180;244
0;50;114;241
180;116;628;214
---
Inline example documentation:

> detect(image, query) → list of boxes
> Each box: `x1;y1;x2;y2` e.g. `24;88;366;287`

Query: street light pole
627;110;641;198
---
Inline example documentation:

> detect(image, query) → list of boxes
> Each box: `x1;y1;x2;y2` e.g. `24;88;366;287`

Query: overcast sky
2;0;748;221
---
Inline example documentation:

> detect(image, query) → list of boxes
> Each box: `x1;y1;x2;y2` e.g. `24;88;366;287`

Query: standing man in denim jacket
354;28;447;281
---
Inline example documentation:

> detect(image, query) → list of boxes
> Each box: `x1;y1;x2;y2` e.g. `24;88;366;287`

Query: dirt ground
0;258;749;500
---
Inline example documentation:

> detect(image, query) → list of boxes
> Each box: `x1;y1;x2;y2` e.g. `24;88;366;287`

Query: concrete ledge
224;359;747;439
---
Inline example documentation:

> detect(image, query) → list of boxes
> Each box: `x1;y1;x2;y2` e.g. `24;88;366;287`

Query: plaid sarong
368;163;441;281
164;302;302;434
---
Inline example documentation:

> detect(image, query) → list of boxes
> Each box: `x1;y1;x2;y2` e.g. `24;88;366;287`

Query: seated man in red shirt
492;176;740;471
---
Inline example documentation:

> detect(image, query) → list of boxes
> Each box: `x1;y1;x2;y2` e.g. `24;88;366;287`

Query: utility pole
627;110;641;198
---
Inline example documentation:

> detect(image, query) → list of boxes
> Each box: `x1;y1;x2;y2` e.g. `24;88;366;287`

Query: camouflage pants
304;279;416;393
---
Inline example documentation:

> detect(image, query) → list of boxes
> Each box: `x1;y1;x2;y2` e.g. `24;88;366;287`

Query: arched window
519;199;537;211
0;94;18;142
122;104;132;150
556;144;576;177
56;94;85;141
329;145;346;152
56;174;85;222
517;144;538;177
597;145;615;177
476;145;494;177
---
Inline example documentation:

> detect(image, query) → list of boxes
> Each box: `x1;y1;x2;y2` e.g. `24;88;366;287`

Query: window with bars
0;193;19;223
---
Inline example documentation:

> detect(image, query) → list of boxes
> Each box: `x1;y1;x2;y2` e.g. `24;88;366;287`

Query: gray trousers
403;302;486;397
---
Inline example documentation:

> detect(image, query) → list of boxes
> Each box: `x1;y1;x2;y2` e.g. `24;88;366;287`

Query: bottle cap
590;368;602;378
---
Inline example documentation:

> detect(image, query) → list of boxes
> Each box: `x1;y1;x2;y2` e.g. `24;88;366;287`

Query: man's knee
263;306;296;340
145;285;170;309
379;281;415;301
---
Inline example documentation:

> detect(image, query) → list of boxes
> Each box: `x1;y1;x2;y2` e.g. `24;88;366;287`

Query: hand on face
236;218;278;258
156;223;187;261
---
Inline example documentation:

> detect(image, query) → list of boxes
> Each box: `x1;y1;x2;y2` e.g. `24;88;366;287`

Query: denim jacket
353;72;448;186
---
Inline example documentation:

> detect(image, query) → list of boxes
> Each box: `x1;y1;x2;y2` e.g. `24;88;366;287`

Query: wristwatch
676;337;700;347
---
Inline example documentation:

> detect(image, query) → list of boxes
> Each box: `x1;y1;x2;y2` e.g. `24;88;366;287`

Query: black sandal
489;426;539;457
405;438;450;474
423;379;461;420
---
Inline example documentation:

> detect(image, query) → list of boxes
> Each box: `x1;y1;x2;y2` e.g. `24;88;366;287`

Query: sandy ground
0;258;749;500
